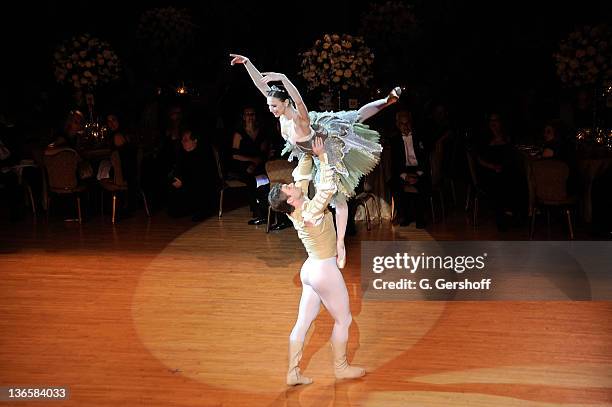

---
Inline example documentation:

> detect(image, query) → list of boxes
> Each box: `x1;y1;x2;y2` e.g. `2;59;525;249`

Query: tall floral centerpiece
136;7;196;83
359;1;420;81
299;33;374;110
53;33;121;92
554;24;611;88
554;24;612;132
53;33;121;143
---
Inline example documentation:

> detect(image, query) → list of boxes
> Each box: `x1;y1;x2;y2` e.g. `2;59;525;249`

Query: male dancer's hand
312;137;324;157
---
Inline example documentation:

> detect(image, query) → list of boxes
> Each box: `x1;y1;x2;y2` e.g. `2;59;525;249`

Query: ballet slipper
386;86;402;105
331;341;365;379
336;241;346;269
287;341;313;386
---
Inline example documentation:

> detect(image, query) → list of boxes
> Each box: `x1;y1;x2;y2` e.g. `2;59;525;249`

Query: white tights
289;257;352;343
356;97;391;123
334;194;348;249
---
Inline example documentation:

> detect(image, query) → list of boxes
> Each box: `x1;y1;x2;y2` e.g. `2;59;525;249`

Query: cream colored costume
285;153;365;385
280;110;382;204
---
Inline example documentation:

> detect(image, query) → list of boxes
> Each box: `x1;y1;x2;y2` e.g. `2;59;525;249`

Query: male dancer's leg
286;258;321;386
289;264;322;341
305;258;365;378
304;257;352;342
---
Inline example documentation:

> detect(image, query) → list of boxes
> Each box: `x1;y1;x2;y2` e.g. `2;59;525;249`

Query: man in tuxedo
389;109;431;228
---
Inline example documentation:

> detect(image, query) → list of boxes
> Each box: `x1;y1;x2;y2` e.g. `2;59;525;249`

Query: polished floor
0;205;610;406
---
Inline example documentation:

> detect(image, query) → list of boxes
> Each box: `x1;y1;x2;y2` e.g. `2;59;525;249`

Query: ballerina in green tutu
230;53;400;268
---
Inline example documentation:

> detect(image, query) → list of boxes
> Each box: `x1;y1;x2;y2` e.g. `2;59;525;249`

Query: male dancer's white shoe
331;341;366;379
287;341;313;386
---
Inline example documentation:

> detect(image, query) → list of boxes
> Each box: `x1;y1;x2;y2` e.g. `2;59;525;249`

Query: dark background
1;0;611;132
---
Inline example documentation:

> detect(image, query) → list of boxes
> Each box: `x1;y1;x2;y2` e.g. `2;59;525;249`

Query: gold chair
43;148;86;223
264;159;297;232
429;136;448;223
16;160;38;219
135;147;151;218
99;148;151;224
353;192;381;231
465;149;486;229
529;159;576;240
99;151;128;224
212;146;248;218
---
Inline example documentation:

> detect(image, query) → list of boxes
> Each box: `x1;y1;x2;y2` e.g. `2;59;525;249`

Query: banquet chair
529;159;576;240
354;192;381;231
99;151;128;224
265;159;297;232
43;148;87;223
213;146;248;218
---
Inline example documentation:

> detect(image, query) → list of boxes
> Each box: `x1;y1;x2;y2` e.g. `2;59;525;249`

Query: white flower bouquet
300;33;374;92
53;33;121;90
554;24;612;87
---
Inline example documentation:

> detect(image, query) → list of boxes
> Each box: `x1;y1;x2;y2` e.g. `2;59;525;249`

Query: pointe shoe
386;86;402;105
331;341;365;380
336;242;346;269
287;341;313;386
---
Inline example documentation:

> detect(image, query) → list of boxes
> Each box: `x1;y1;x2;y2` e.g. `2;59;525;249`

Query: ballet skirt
281;110;382;199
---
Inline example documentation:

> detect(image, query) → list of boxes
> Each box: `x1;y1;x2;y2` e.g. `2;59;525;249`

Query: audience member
230;106;270;225
107;113;139;212
48;110;84;149
389;109;431;228
167;128;219;221
475;112;526;230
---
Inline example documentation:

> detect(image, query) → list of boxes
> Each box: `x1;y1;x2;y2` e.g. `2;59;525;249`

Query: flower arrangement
553;24;612;87
53;33;121;90
136;7;195;53
360;1;419;44
299;33;374;92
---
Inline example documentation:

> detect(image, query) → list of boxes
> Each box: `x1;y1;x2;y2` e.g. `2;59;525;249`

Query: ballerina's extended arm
229;54;271;97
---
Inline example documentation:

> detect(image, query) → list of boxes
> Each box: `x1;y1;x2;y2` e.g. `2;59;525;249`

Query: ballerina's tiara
269;85;288;94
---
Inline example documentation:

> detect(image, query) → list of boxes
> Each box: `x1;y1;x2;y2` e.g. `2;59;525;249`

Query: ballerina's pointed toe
387;86;402;104
337;244;347;269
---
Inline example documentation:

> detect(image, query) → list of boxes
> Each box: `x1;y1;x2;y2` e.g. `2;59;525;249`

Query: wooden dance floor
0;206;611;406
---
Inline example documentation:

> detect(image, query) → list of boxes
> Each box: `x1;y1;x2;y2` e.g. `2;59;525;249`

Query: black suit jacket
390;131;430;187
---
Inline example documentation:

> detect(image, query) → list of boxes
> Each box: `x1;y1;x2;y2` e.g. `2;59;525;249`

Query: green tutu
282;110;382;199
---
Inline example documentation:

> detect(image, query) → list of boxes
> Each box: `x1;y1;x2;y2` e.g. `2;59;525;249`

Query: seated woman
230;106;270;225
541;119;571;161
107;113;139;211
476;113;525;230
48;110;84;150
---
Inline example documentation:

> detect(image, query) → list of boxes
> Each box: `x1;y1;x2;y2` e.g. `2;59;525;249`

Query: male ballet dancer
268;137;365;385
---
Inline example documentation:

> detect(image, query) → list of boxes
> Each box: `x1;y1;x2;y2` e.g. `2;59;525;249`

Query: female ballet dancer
230;53;400;268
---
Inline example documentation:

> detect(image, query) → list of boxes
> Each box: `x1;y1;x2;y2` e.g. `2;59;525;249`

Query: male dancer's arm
302;152;336;226
292;154;313;197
